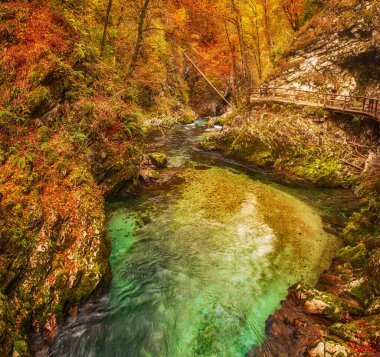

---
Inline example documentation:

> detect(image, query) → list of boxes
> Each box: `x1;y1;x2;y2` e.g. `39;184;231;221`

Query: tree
128;0;151;77
101;0;113;53
259;0;273;56
230;0;253;96
246;1;263;80
282;0;303;32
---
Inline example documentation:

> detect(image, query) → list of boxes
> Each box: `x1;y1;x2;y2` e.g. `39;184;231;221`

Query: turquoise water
49;124;349;357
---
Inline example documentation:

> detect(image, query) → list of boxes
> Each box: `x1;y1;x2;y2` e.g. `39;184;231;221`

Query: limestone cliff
268;0;380;96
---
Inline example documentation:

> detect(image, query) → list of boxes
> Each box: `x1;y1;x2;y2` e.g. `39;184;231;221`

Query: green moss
342;197;380;245
247;151;275;167
0;145;5;164
336;243;367;268
148;153;168;168
13;338;28;356
289;148;347;186
150;170;160;179
37;126;51;144
329;315;380;348
366;296;380;315
0;294;15;356
296;283;349;321
348;305;365;316
303;106;328;118
120;86;139;103
26;86;50;114
178;107;197;124
348;281;371;304
367;248;380;296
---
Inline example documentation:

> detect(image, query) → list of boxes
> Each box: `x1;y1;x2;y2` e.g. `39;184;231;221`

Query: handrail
251;87;380;121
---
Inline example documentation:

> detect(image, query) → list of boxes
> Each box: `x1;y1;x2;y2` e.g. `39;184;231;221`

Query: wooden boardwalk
251;87;380;121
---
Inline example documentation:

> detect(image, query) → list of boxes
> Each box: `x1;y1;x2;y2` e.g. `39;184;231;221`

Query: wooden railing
251;87;380;121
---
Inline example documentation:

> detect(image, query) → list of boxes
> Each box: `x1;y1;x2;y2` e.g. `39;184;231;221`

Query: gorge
1;0;380;356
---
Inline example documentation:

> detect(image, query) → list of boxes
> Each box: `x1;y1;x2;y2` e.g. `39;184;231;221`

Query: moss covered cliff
0;0;177;354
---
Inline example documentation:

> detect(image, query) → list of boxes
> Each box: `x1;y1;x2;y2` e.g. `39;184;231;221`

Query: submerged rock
148;152;168;168
139;169;160;182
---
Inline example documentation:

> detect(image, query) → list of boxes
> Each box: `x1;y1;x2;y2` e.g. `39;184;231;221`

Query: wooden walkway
251;87;380;121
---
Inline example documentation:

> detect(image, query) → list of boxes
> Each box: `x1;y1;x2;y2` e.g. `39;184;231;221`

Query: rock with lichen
366;297;380;316
329;315;380;351
295;283;350;322
148;152;168;168
336;243;367;268
309;340;356;357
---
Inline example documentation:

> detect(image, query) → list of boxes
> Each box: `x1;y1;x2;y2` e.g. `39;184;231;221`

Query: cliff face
268;0;380;96
0;1;143;355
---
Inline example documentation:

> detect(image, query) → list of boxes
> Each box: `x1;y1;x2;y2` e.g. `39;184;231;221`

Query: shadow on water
46;122;356;357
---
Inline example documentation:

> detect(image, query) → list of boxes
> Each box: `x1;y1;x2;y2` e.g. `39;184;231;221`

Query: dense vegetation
1;0;380;355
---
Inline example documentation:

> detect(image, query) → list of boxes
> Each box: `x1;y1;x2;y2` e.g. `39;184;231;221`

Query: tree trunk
231;0;253;97
282;0;302;32
249;4;263;80
128;0;151;77
100;0;113;54
225;24;239;103
259;0;273;56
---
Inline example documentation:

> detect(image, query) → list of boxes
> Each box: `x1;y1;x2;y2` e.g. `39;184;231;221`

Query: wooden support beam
183;52;234;109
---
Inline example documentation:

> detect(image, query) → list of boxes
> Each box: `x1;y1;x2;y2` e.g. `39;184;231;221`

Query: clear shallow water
49;123;353;357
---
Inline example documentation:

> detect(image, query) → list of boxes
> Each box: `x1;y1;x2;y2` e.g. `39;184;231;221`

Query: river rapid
48;121;354;357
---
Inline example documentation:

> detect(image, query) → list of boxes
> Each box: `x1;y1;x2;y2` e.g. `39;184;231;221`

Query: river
48;121;354;356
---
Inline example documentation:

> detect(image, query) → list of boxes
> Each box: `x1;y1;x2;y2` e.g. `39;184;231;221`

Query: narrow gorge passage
49;123;349;357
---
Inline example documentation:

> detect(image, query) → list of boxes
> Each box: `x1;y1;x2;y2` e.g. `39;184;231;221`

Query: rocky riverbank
249;212;380;356
200;103;375;187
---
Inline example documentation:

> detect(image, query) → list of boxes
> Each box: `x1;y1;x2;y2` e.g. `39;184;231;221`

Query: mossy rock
26;86;50;114
336;243;367;268
150;170;160;179
295;283;349;321
347;280;371;306
366;296;380;316
366;248;380;296
0;294;15;356
178;108;197;124
148;153;168;168
0;145;5;164
289;151;346;186
309;340;354;357
247;151;275;167
329;315;380;350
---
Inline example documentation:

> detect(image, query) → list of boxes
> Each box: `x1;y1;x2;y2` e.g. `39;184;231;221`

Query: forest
1;0;380;356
